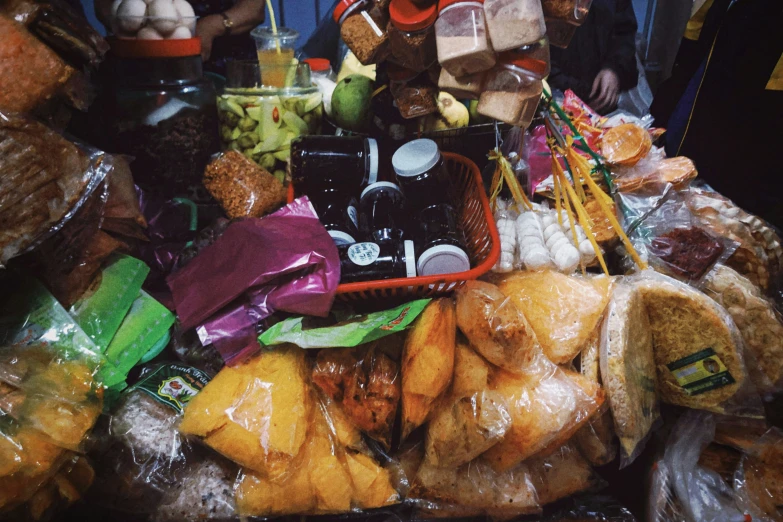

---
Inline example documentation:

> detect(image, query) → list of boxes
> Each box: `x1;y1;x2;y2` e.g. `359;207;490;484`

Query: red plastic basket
287;152;500;303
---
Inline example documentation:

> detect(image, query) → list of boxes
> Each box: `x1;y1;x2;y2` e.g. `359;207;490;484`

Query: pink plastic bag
167;197;340;364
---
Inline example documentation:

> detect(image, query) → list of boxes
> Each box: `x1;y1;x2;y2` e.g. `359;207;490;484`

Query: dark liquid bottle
359;182;407;243
338;239;416;283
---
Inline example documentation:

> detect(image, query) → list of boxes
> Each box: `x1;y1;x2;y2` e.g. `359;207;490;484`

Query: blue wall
80;0;328;44
81;0;650;53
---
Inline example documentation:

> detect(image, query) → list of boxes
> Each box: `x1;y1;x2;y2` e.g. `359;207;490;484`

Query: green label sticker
667;348;736;396
128;363;211;413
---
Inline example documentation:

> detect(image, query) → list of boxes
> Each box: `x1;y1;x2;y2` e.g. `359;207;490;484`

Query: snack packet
600;280;659;467
260;299;431;349
69;254;150;351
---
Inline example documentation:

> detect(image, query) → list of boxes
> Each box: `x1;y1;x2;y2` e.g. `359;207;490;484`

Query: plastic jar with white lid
339;239;417;282
388;0;438;72
392;138;451;211
483;0;545;52
416;203;471;276
434;0;496;77
334;0;390;65
290;135;379;194
477;38;550;128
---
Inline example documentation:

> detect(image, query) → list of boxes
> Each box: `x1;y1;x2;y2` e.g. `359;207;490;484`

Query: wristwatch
220;12;233;35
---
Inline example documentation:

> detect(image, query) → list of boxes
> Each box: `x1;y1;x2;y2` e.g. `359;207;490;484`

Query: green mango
238;116;257;132
259;153;276;170
225;98;245;118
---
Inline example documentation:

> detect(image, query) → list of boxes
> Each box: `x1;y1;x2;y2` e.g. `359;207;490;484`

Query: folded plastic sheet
168;197;340;364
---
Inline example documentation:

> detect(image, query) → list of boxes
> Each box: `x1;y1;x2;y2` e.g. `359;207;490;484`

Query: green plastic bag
69;254;150;351
259;299;431;349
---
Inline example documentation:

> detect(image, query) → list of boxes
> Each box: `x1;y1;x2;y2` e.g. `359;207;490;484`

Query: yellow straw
264;0;281;54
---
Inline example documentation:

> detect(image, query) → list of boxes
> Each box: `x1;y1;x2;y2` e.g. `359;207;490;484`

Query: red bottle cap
109;37;201;58
303;58;331;72
499;51;549;77
333;0;363;23
389;0;437;32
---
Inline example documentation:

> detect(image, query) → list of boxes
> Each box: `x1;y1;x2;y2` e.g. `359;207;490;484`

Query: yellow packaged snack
498;271;612;365
179;345;311;478
483;366;604;472
401;299;456;440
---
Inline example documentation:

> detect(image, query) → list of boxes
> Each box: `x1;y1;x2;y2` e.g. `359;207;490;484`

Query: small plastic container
334;0;390;65
417;203;471;276
477;40;549;128
290;135;379;194
483;0;545;51
339;240;417;282
387;65;438;119
438;67;485;99
392;138;451;210
542;0;592;25
388;0;438;72
303;58;336;81
360;182;407;243
311;189;360;246
250;27;298;86
545;18;579;48
435;0;495;77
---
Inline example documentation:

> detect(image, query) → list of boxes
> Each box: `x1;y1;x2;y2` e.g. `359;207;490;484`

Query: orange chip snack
601;123;652;167
179;346;311;478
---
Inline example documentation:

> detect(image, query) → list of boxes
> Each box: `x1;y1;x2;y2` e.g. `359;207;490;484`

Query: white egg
148;0;178;36
168;25;192;39
173;0;195;19
110;0;124;17
116;0;147;33
137;26;164;39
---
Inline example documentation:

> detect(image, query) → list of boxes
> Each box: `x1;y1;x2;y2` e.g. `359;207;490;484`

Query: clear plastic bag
401;299;456;440
496;270;613;365
203;150;287;219
0;112;112;266
599;280;659;467
704;264;783;393
632;270;763;417
178;346;312;479
733;427;783;522
311;339;402;449
233;381;400;516
573;324;618;467
685;184;783;292
455;280;542;374
658;410;746;522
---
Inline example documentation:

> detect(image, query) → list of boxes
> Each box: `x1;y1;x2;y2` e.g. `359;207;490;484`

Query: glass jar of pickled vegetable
217;60;323;176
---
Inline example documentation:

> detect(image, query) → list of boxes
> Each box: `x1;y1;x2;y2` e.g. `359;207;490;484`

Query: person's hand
196;15;224;62
589;68;620;114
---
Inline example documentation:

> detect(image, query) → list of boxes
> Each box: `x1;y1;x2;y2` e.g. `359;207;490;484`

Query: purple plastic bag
167;197;340;363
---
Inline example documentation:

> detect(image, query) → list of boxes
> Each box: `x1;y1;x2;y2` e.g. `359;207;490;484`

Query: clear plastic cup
250;26;299;83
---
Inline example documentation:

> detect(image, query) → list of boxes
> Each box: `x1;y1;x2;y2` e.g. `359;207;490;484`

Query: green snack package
259;299;431;349
70;254;150;351
127;363;212;413
105;290;176;378
0;275;124;388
